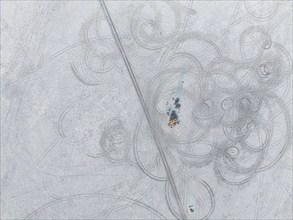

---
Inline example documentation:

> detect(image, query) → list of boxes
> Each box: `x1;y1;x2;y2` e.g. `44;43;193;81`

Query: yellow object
168;119;177;127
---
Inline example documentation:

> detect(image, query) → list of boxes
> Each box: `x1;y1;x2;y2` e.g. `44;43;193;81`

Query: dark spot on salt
170;110;178;120
174;97;180;104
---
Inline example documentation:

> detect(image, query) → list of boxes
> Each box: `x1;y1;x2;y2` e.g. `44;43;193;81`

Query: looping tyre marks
131;2;184;50
19;1;290;219
2;0;291;219
100;117;130;163
131;9;291;218
166;176;215;220
71;11;123;86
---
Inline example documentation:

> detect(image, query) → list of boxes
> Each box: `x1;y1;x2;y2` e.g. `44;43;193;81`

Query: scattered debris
167;97;181;128
189;205;195;213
